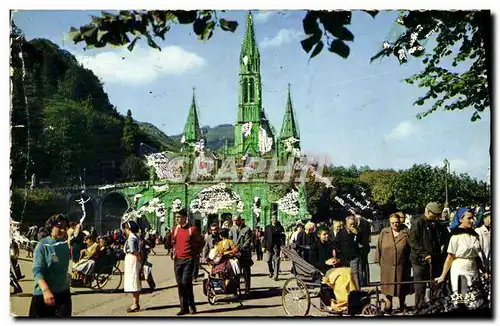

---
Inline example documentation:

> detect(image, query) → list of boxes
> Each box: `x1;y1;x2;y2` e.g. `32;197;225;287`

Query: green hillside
170;124;235;151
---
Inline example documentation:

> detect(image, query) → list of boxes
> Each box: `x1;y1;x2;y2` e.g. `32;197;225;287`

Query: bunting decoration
242;122;252;138
189;183;243;215
258;127;273;155
278;190;299;216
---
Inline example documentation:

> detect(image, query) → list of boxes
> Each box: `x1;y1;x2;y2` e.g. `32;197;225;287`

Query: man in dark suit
332;215;368;288
229;216;253;293
409;202;450;311
353;209;372;286
263;214;285;281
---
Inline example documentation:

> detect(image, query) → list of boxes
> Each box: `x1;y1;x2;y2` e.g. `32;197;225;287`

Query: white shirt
475;225;490;260
447;233;481;259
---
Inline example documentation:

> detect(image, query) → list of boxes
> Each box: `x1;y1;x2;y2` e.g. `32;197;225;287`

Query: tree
370;11;490;122
67;10;490;122
122;109;138;156
359;170;399;205
120;155;148;182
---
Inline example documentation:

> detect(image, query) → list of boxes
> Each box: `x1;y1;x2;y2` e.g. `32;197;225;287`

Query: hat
82;230;90;236
426;202;443;214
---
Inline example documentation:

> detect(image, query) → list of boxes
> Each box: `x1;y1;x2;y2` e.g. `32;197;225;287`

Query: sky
12;9;491;181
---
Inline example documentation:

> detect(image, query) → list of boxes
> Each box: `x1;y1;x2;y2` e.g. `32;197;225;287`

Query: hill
136;121;181;152
170;124;235;151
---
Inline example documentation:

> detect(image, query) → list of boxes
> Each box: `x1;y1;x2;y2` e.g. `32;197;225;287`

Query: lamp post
443;159;450;208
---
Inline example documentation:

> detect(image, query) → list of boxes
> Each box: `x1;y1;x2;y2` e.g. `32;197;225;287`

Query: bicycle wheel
282;278;310;316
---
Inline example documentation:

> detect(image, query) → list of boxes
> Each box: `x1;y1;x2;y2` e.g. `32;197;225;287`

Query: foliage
137;122;181;152
120;155;149;181
370;10;490;121
68;10;239;51
359;170;398;205
392;163;489;211
10;25;170;187
122;109;138;156
11;189;67;227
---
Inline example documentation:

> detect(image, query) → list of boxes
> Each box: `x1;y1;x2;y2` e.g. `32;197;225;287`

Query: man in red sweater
171;208;202;315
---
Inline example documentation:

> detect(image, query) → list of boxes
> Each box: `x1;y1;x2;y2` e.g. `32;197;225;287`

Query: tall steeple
278;84;300;163
279;84;300;140
234;11;263;156
183;87;202;144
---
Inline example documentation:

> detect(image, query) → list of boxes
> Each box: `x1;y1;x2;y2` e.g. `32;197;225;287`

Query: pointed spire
240;11;260;63
183;87;202;143
279;83;300;140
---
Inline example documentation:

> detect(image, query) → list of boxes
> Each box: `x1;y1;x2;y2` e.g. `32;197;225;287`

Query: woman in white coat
122;220;142;313
435;208;489;312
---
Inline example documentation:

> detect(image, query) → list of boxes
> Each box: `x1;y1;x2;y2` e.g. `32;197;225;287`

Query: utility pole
443;159;450;208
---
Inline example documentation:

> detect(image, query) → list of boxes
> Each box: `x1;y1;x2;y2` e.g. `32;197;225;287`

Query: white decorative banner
189;183;242;215
242;122;252;138
278;190;299;216
153;184;169;192
258;127;273;155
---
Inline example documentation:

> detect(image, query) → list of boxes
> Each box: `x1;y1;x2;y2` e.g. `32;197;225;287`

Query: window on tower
249;77;255;103
242;78;248;104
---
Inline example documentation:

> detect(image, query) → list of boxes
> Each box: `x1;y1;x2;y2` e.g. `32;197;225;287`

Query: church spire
240;11;260;66
279;83;300;140
183;87;202;143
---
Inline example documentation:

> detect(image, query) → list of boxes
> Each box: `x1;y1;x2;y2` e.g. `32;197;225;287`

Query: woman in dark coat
374;213;412;313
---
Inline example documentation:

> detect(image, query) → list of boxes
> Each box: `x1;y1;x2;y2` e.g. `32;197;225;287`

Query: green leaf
193;18;207;35
219;18;238;32
329;26;354;42
328;39;350;59
364;10;379;18
471;111;481;122
146;34;161;50
303;12;321;35
310;40;324;59
300;35;318;53
173;10;198;24
127;36;141;51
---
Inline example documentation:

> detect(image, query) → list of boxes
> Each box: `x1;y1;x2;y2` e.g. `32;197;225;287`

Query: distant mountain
136;121;182;152
170;124;235;151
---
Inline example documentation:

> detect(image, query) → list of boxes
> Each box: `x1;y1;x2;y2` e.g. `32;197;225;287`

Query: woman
29;214;72;317
72;235;99;283
296;221;316;263
436;208;489;312
122;220;143;313
374;213;412;313
210;228;239;290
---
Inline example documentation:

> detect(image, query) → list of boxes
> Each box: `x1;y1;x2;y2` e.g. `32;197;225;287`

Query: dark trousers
29;290;72;317
192;256;200;279
266;247;281;278
255;242;263;260
349;257;363;289
413;262;442;309
11;257;22;279
240;261;252;292
10;270;22;293
360;254;370;286
174;258;195;312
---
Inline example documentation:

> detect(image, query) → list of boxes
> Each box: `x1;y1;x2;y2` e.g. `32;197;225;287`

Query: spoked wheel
95;265;122;293
207;287;217;305
282;278;311;316
238;271;250;299
361;304;379;316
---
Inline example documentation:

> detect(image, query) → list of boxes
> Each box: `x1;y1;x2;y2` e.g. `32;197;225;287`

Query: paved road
11;235;417;317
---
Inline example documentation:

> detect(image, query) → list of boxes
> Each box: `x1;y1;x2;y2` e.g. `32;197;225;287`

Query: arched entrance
189;183;243;232
101;192;129;234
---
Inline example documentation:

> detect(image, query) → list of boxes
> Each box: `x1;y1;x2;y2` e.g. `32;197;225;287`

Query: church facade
121;12;308;233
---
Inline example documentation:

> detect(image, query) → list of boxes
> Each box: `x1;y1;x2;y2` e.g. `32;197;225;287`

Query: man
409;202;450;311
170;209;202;315
229;216;253;294
296;222;316;263
202;224;221;261
263;214;285;281
253;225;264;261
332;215;366;289
353;209;371;286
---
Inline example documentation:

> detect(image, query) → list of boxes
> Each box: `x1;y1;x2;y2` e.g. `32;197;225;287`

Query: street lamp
443;159;450;208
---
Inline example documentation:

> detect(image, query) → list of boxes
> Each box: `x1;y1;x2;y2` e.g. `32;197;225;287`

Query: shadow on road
199;303;282;314
71;285;176;296
145;302;208;311
246;287;282;301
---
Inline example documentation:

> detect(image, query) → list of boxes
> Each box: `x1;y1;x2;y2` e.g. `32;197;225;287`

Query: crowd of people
11;200;491;317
